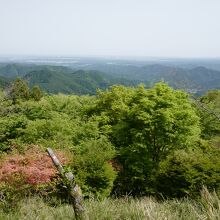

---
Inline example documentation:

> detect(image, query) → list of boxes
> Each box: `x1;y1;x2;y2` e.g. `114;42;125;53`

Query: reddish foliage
0;147;69;186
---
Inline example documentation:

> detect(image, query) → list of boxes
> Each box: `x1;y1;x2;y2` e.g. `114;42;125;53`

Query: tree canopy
1;80;220;199
90;83;201;194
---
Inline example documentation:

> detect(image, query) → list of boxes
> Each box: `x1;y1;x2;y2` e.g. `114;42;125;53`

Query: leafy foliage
90;82;200;194
154;143;220;198
71;137;116;198
0;91;116;198
1;79;220;201
0;147;68;206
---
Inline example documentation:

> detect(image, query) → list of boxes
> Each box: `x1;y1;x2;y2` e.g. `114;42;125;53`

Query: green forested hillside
0;63;73;78
24;69;139;95
0;75;11;89
83;63;220;94
1;63;220;95
0;64;140;94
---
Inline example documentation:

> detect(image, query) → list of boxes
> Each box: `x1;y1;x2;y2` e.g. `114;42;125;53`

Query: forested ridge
1;63;220;95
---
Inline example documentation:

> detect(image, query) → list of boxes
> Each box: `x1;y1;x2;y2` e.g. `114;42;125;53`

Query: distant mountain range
0;63;220;95
0;64;138;95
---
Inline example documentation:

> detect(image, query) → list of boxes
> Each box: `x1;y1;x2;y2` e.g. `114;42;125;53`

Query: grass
0;188;220;220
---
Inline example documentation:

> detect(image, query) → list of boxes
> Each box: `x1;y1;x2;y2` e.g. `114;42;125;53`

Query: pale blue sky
0;0;220;57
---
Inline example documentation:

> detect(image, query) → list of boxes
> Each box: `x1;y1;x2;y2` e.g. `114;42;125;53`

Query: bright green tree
91;83;201;194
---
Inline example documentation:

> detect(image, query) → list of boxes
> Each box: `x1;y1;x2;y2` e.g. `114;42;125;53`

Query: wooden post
46;148;88;220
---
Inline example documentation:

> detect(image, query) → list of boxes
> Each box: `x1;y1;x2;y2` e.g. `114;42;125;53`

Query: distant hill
24;69;139;95
0;63;73;78
187;67;220;92
0;76;11;89
135;65;220;94
82;63;220;94
1;63;220;95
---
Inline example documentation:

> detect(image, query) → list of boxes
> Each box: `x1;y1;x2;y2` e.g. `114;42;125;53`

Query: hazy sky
0;0;220;58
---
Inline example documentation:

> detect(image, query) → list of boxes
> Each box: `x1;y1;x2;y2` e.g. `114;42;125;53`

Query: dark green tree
31;85;43;101
198;90;220;140
154;143;220;198
8;78;30;103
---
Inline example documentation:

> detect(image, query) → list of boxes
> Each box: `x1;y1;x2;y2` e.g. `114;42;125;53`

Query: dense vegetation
0;64;139;95
1;78;220;219
83;64;220;94
1;63;220;95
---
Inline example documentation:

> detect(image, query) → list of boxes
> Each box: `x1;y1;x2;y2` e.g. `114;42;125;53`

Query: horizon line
0;54;220;60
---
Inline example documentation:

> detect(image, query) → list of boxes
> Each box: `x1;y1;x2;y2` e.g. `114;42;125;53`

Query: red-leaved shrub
0;146;69;187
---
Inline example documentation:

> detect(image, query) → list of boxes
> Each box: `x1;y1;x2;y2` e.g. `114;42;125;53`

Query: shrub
154;144;220;198
71;137;117;198
0;146;69;205
0;114;28;152
31;85;43;101
7;78;30;103
0;94;97;152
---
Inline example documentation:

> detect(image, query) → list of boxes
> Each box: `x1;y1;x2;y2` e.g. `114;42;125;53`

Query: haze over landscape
1;1;220;97
1;0;220;57
0;0;220;95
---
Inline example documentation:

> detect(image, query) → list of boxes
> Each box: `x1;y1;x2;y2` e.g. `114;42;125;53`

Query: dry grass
1;188;220;220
